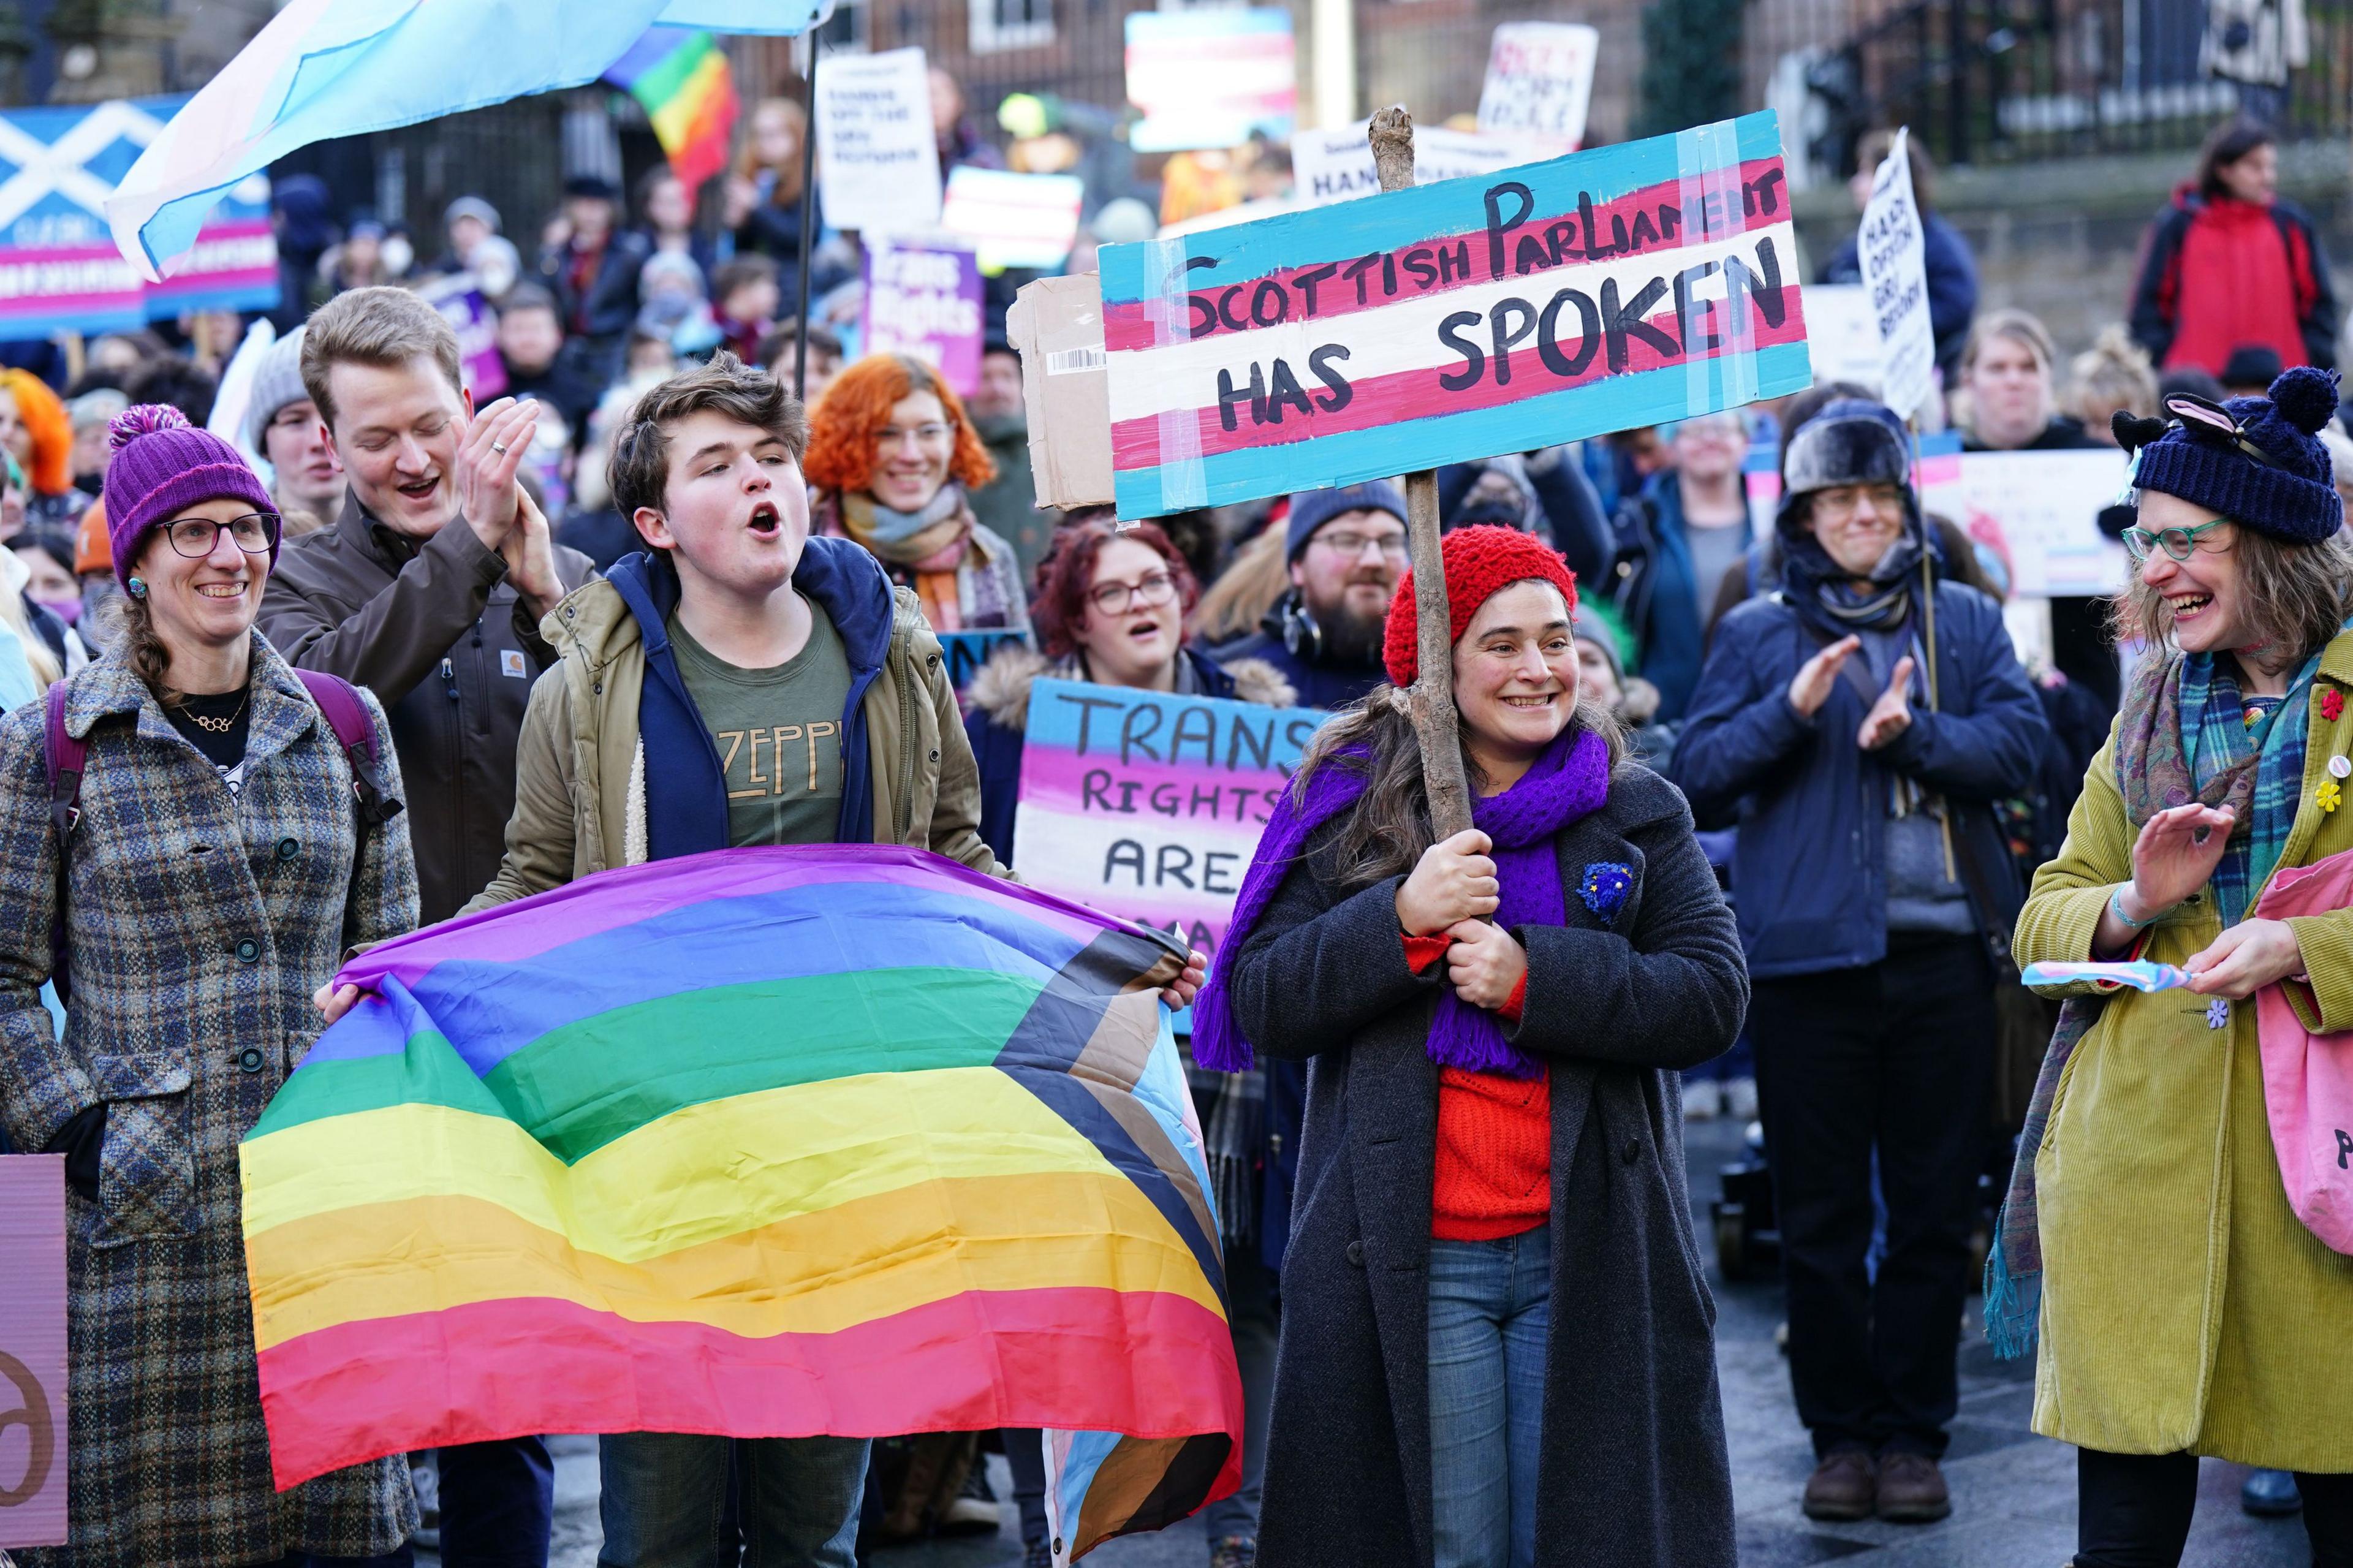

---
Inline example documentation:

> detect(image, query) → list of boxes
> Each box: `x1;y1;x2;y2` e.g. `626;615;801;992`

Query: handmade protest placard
1915;444;2131;598
941;167;1085;273
1797;283;1884;391
1292;122;1534;207
813;47;941;237
1096;112;1810;520
1124;9;1296;154
416;271;508;400
1857;126;1934;421
1011;678;1328;960
0;1156;67;1549
0;95;276;338
1476;23;1600;153
862;240;984;396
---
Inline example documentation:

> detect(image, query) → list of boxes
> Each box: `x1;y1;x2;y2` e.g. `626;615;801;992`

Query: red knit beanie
1382;525;1579;687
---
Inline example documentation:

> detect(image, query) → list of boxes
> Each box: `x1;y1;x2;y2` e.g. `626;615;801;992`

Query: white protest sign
813;47;942;237
1476;23;1599;153
1857;126;1934;420
1290;121;1536;206
1797;284;1885;391
1915;444;2132;598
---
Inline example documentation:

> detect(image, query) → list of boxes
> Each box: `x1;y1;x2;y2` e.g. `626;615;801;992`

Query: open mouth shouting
746;498;783;539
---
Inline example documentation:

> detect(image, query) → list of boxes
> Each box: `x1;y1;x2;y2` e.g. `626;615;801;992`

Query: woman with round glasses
803;353;1030;635
0;406;421;1564
2009;366;2353;1567
966;512;1295;866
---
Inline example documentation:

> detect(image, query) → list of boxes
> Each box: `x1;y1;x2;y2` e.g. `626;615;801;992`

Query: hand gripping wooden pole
1368;106;1474;841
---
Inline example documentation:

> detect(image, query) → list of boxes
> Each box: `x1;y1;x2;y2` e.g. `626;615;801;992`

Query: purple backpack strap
42;681;85;838
294;670;403;826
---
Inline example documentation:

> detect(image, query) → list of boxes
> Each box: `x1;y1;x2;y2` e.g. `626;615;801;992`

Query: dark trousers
1749;935;1993;1459
2077;1449;2353;1566
439;1437;555;1567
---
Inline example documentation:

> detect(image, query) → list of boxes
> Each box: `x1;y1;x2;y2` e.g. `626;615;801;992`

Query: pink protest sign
0;1154;67;1548
1009;676;1328;959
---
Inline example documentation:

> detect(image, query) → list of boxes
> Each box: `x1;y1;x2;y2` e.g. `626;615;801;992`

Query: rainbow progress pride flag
605;26;739;191
240;845;1240;1559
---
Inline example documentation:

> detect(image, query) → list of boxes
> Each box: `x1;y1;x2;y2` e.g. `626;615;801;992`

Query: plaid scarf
1985;631;2331;1358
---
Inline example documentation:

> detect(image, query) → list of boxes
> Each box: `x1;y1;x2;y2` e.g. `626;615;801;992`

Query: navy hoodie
604;536;899;860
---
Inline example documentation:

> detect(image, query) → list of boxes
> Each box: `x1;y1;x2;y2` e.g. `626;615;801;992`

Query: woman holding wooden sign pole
1194;526;1748;1568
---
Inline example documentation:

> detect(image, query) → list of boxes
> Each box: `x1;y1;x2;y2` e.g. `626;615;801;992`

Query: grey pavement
461;1115;2307;1568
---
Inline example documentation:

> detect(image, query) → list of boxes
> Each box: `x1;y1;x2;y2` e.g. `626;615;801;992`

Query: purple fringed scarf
1192;725;1611;1078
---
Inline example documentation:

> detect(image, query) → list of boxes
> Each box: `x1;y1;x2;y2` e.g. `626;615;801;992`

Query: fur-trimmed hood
966;643;1297;731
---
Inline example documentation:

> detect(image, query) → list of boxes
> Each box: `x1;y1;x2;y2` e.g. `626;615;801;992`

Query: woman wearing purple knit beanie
0;405;422;1564
2006;365;2353;1567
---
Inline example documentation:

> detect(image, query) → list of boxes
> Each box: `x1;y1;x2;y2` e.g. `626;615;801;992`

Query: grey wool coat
1223;763;1746;1568
0;637;420;1567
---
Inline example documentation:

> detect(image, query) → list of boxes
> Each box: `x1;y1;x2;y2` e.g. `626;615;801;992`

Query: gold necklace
183;691;249;734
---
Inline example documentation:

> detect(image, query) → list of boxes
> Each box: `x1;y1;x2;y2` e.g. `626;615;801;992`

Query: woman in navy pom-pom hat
2009;365;2353;1566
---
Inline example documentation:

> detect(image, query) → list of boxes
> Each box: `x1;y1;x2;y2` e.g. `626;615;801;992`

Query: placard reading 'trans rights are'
1011;678;1328;960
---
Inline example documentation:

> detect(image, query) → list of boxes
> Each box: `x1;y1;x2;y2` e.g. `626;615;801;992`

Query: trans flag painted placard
1096;112;1809;520
0;96;276;339
1011;678;1328;961
238;846;1238;1561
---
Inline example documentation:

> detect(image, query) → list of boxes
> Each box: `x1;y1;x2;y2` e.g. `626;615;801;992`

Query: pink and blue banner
1096;111;1811;519
1010;678;1329;960
0;95;276;341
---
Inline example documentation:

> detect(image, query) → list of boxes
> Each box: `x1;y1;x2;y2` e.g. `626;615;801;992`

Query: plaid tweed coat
0;634;420;1566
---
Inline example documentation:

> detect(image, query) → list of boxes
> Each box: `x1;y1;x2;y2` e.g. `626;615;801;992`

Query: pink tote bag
2253;846;2353;1256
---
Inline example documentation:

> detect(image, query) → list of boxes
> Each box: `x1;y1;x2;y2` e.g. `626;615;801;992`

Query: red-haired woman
803;354;1030;633
964;510;1295;1568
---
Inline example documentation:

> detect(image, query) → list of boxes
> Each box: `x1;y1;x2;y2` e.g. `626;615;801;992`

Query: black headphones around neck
1279;590;1323;661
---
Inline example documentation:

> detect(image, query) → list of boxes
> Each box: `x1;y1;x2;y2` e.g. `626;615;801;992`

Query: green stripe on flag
631;32;717;116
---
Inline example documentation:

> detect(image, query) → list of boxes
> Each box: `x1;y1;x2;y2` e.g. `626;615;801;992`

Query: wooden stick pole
1367;106;1474;841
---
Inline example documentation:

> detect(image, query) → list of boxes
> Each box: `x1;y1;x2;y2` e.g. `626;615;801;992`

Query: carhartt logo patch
501;651;527;679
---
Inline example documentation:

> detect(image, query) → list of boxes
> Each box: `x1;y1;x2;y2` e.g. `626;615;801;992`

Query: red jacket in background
2129;184;2338;376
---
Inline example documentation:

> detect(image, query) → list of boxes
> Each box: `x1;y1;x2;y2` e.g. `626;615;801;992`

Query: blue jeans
1427;1228;1551;1568
597;1434;869;1568
439;1437;554;1567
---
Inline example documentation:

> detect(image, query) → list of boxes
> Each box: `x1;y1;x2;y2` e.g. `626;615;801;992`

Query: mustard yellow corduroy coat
2015;629;2353;1470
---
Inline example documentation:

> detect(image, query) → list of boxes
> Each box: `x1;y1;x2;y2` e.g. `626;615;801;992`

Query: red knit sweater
1403;934;1550;1240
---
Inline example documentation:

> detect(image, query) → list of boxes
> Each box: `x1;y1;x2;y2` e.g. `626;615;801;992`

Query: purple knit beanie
103;404;278;591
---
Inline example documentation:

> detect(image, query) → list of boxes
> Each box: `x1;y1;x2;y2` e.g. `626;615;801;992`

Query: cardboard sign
1916;444;2132;598
935;628;1031;692
0;94;276;339
1007;273;1113;510
1124;10;1296;155
862;240;984;396
0;1156;67;1548
1291;122;1535;207
1010;678;1328;958
1096;112;1809;520
1476;23;1600;154
941;167;1085;274
813;47;942;238
1857;126;1934;420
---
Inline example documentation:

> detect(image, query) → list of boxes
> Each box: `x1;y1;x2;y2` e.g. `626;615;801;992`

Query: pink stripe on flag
1111;287;1806;469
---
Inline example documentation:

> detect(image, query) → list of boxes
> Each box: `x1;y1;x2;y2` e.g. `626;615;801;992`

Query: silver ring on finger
491;441;509;455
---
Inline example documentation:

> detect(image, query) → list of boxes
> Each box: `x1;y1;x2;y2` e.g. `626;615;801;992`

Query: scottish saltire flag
238;846;1241;1561
107;0;830;281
